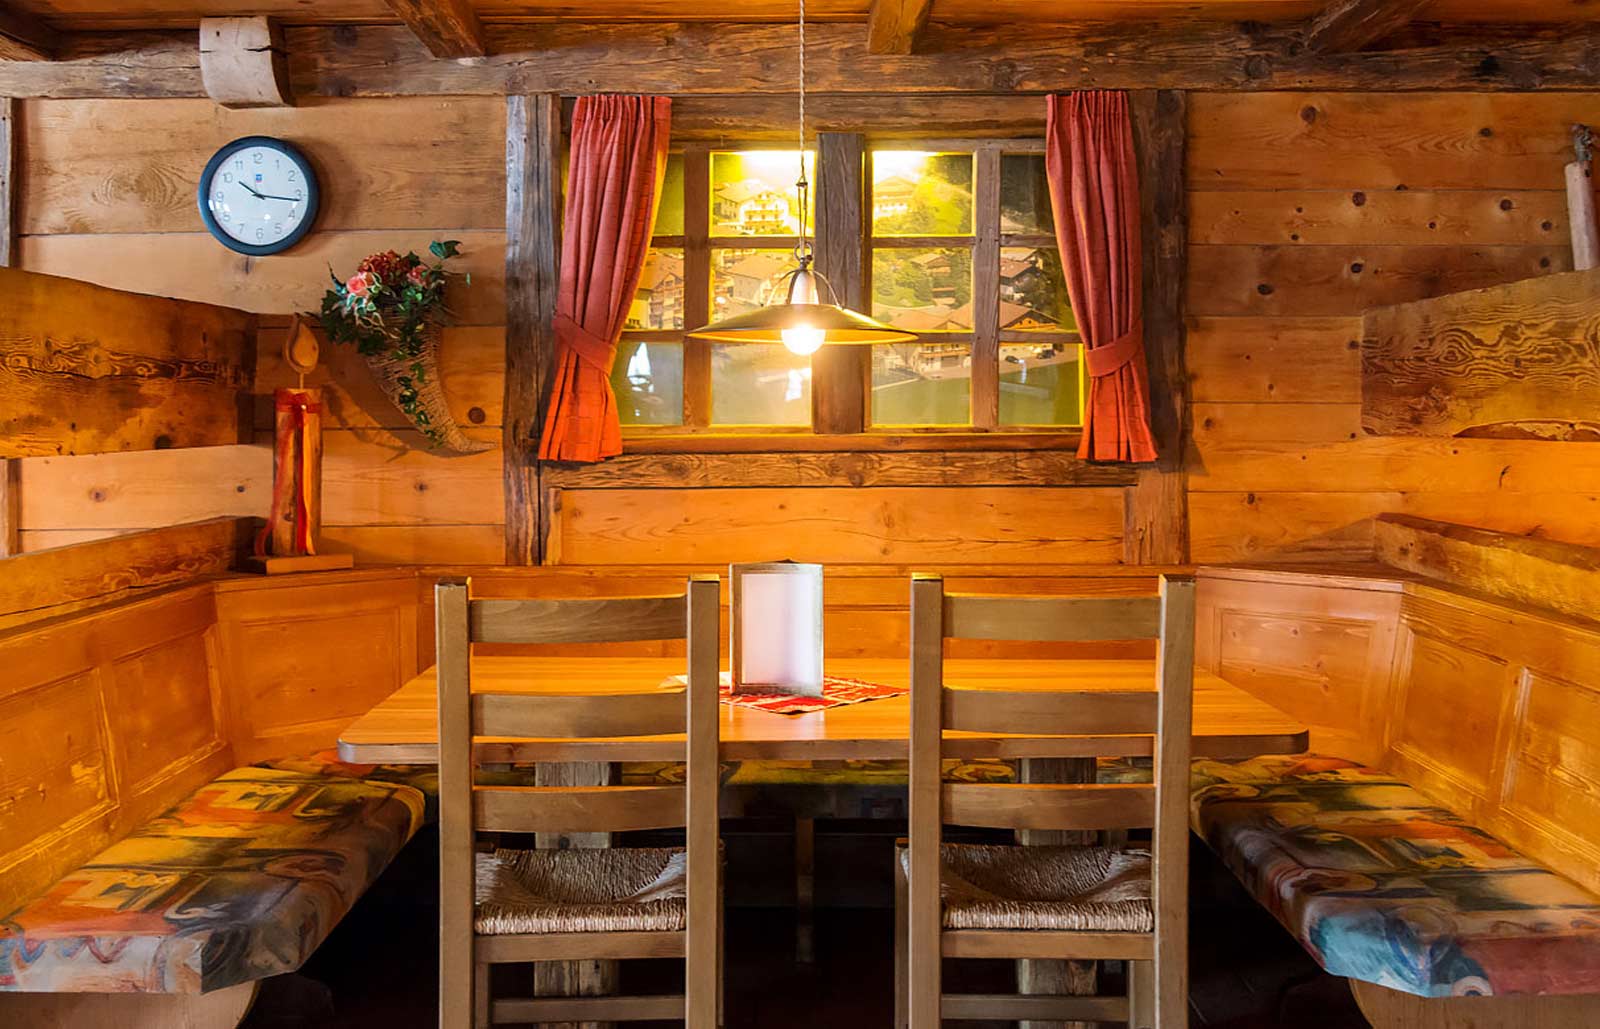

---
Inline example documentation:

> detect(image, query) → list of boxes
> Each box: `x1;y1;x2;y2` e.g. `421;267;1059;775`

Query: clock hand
236;181;267;200
236;182;299;203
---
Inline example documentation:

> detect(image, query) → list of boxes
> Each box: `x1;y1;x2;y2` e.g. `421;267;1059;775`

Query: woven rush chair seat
900;843;1154;932
474;847;688;936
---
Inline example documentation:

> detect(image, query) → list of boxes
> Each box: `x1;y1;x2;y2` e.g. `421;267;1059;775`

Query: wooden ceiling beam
867;0;935;55
0;5;59;61
4;21;1600;97
1303;0;1435;53
382;0;486;59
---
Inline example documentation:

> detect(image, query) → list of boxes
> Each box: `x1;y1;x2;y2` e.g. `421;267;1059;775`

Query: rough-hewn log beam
199;17;292;108
1303;0;1434;54
4;22;1600;98
867;0;934;55
0;97;13;269
1125;90;1189;566
382;0;485;59
0;5;57;62
504;94;560;566
812;132;867;435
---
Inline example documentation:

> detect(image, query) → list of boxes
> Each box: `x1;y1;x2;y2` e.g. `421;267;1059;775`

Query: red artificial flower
407;264;431;287
345;270;377;298
358;250;408;286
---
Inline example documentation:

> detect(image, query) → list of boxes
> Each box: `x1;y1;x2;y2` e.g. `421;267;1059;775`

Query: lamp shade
688;302;917;345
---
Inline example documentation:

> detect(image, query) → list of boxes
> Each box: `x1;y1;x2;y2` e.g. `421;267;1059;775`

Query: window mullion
682;146;711;428
972;145;1001;430
813;132;868;434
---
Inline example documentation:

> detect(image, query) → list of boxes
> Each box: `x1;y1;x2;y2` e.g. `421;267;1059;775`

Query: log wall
12;96;506;559
12;90;1600;565
1188;91;1600;562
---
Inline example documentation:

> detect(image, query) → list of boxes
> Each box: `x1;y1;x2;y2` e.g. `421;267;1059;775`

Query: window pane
612;339;684;426
871;248;973;331
711;248;797;322
1000;154;1053;234
711;151;813;237
999;246;1075;333
626;248;685;331
1000;342;1082;426
872;152;974;236
711;344;811;425
654;154;685;236
871;341;971;426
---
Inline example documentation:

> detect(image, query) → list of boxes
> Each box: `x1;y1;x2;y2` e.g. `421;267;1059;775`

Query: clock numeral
252;152;264;165
234;159;243;171
256;228;265;241
287;169;297;181
213;190;224;203
274;224;283;236
222;172;233;183
221;212;231;223
295;189;304;200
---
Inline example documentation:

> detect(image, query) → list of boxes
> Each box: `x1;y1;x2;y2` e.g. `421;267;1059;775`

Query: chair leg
1128;959;1155;1029
893;849;909;1029
795;815;816;963
473;962;491;1028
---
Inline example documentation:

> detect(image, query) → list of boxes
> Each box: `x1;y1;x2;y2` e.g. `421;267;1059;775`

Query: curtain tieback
555;313;618;374
1083;320;1144;378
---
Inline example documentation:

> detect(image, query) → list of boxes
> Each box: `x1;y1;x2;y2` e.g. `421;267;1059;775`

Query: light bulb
781;325;825;355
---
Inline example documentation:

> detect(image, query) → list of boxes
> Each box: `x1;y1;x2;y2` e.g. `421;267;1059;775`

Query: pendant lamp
686;0;916;355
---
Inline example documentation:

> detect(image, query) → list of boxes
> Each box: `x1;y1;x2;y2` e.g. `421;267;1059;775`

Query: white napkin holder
730;562;824;697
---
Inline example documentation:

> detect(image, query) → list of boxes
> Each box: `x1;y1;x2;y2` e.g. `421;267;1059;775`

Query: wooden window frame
619;138;1084;453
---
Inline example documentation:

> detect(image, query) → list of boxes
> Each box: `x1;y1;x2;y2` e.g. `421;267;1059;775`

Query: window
611;140;1081;439
611;147;815;429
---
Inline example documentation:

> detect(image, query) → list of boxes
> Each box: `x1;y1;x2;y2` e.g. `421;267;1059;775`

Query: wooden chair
896;573;1196;1029
436;576;722;1028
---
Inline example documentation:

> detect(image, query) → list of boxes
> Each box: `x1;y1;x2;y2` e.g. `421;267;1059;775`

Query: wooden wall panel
1186;91;1600;561
214;570;418;762
1197;570;1402;762
549;486;1126;566
0;585;232;918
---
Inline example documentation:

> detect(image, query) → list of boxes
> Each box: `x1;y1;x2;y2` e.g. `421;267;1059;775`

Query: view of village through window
610;146;1082;431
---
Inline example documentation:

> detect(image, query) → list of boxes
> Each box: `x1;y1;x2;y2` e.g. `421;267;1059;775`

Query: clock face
199;136;319;256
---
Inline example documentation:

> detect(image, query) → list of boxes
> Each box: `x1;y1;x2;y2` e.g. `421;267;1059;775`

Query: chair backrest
434;576;721;1015
906;573;1196;1021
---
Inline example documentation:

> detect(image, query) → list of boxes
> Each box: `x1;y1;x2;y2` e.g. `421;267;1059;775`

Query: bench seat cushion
0;767;426;995
1190;754;1600;999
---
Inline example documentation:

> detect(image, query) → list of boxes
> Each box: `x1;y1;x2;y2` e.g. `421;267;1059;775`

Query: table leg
1017;757;1098;1029
534;761;618;1029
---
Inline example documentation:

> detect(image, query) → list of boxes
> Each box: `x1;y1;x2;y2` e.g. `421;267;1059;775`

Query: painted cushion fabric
1190;754;1600;998
0;767;426;995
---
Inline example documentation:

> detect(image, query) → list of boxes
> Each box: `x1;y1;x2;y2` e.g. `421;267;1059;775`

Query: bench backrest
1198;564;1600;896
0;585;233;917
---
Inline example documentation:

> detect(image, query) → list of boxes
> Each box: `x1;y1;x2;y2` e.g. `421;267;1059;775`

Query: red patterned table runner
662;671;906;715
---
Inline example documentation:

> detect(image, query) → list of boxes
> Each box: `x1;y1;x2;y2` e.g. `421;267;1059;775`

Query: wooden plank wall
13;96;507;561
15;90;1600;566
1187;91;1600;563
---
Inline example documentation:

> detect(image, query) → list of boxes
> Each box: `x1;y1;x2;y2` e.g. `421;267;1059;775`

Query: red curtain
1046;92;1159;463
538;95;672;463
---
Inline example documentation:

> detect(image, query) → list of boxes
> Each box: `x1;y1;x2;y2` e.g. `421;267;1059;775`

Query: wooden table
338;656;1308;764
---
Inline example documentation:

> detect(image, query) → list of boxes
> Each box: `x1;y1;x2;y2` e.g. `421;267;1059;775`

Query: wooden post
1567;125;1598;271
504;93;561;565
813;132;868;434
1124;89;1190;566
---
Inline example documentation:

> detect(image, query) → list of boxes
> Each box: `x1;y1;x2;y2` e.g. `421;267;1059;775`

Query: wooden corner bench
1189;516;1600;1027
0;574;430;1028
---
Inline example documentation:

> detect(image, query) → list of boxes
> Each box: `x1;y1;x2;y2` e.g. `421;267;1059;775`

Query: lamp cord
795;0;810;267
